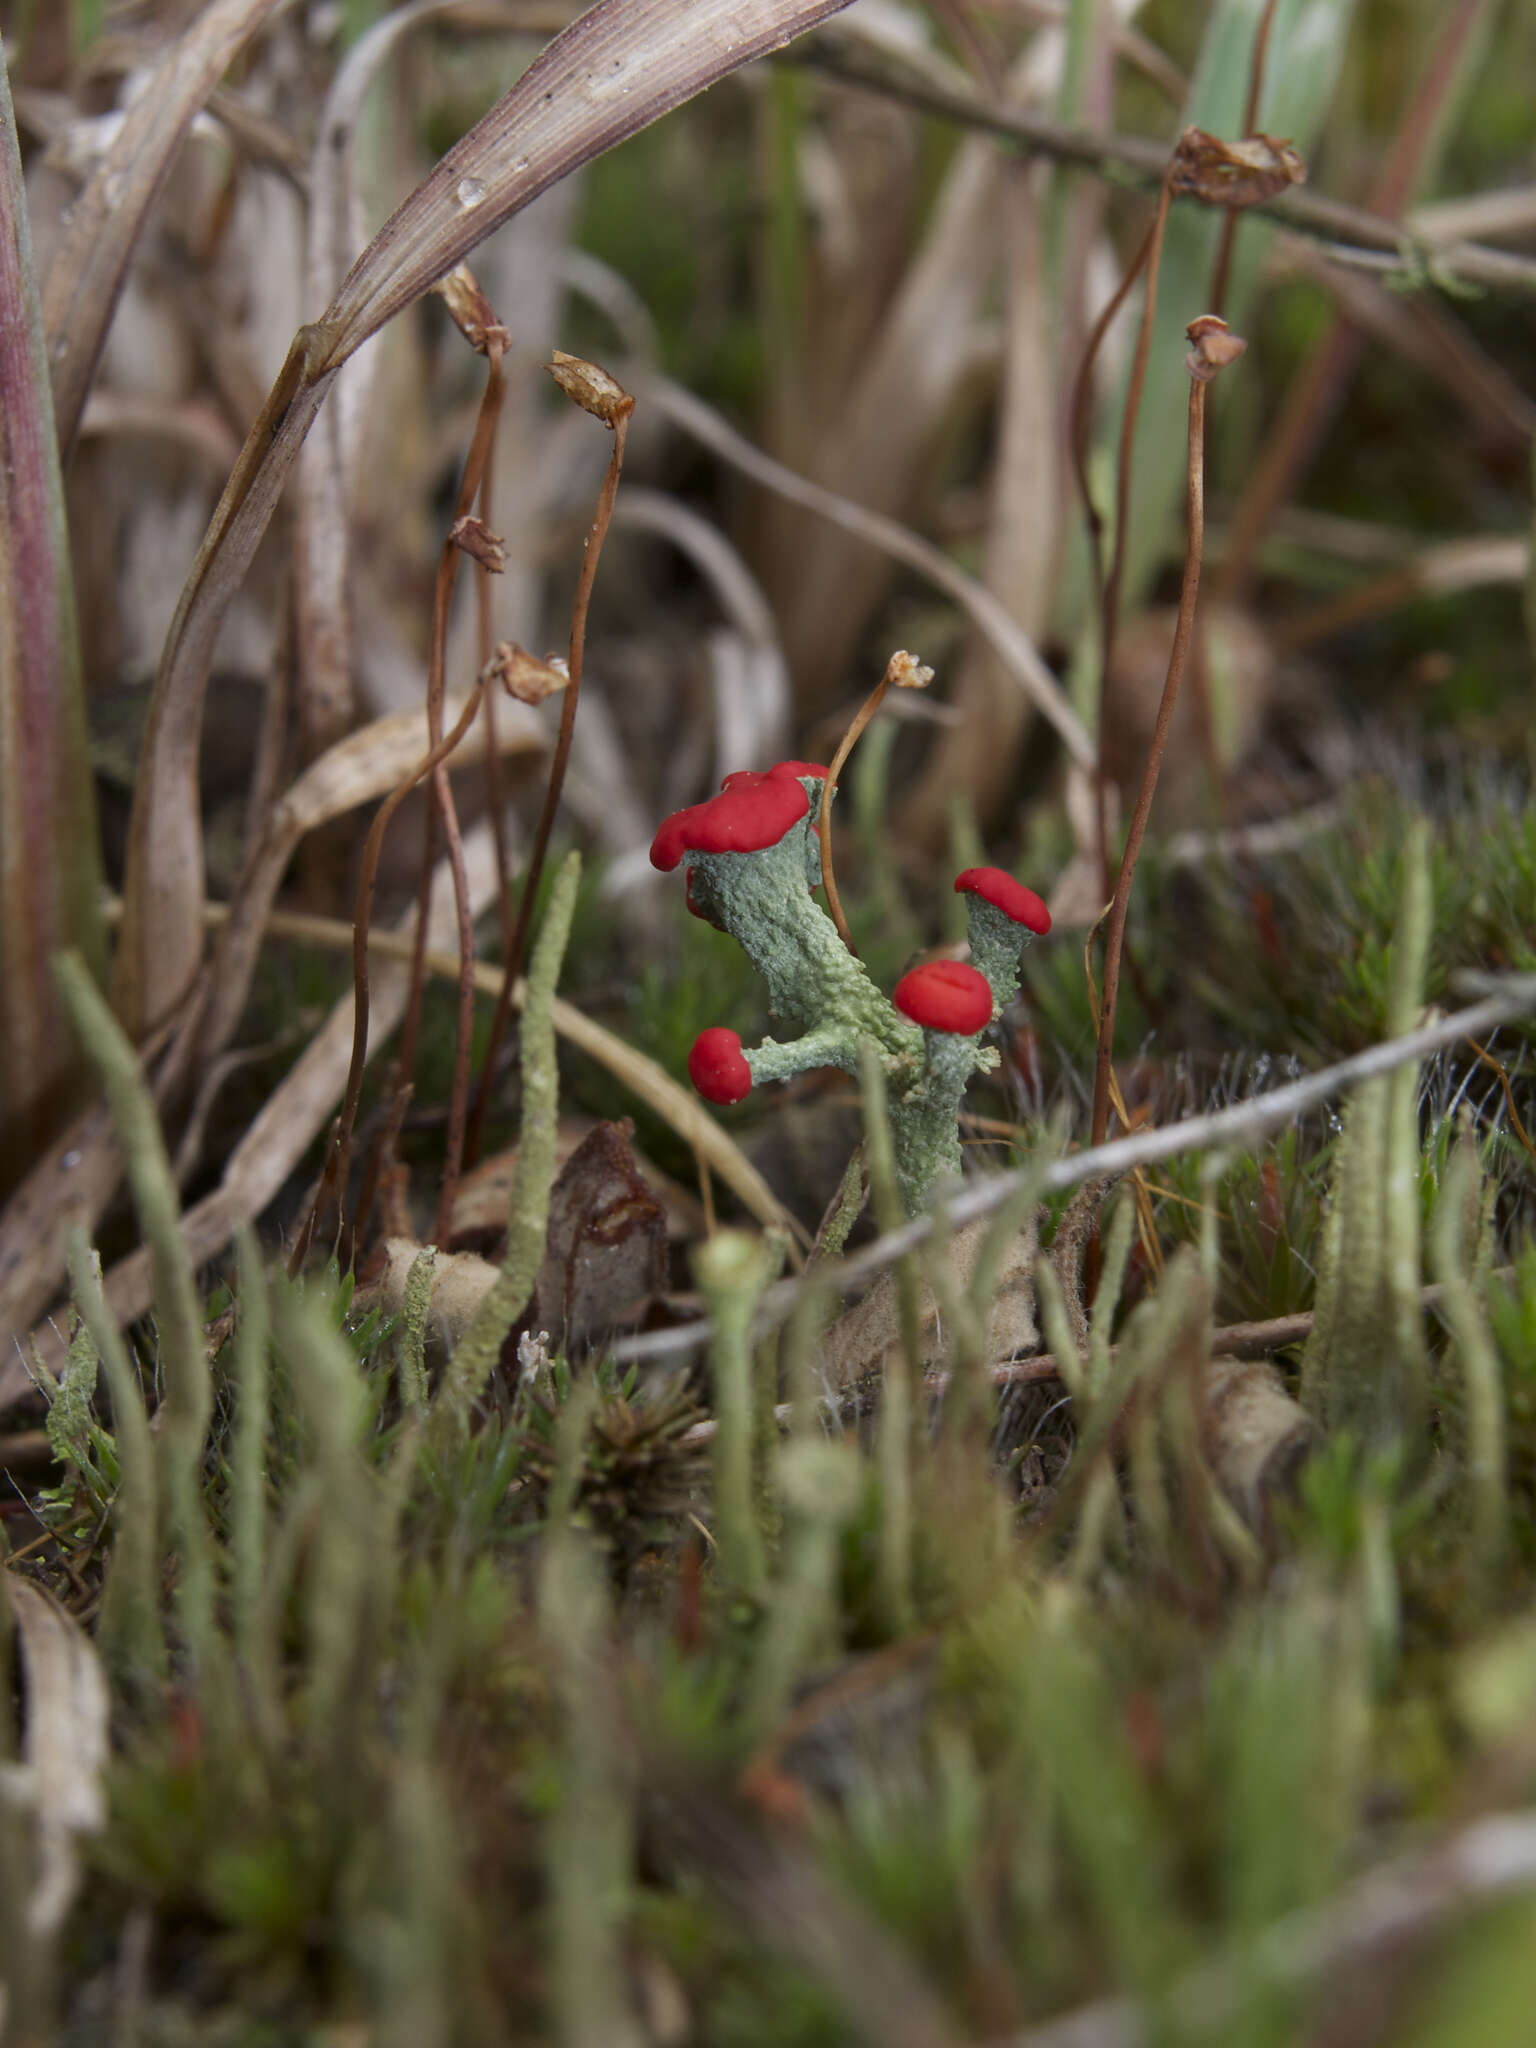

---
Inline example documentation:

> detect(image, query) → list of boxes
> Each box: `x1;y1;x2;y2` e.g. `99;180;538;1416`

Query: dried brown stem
814;656;899;953
381;345;509;1249
476;354;515;957
1089;322;1240;1154
1066;167;1174;893
466;392;633;1165
289;680;487;1275
1206;0;1280;319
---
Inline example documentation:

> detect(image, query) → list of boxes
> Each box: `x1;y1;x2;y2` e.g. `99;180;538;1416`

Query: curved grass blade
114;0;856;1038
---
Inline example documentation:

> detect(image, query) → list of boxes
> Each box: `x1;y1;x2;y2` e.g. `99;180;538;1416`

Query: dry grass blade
41;0;293;458
113;0;858;1041
0;1105;121;1399
184;692;545;1084
0;43;104;1192
23;822;794;1375
297;0;489;759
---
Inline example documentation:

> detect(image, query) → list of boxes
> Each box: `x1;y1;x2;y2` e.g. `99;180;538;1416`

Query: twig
607;971;1536;1365
793;37;1536;295
466;359;633;1167
973;1268;1517;1391
1089;319;1244;1152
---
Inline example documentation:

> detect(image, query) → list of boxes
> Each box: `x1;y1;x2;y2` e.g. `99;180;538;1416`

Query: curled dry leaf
1169;126;1307;208
2;1578;110;1937
525;1119;669;1353
185;691;544;1086
547;348;633;427
0;44;104;1185
362;1236;500;1347
1200;1355;1318;1542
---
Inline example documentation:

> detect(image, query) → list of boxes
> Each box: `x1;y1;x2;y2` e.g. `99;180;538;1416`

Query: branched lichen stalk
688;826;918;1066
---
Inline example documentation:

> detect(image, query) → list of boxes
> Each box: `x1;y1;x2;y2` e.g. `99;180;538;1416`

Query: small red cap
892;959;994;1035
651;772;809;872
688;1027;754;1105
954;866;1051;934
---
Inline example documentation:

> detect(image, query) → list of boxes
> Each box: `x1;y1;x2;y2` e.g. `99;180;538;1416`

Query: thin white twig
610;972;1536;1364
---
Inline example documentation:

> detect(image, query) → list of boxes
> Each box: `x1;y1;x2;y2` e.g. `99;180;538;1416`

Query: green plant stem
231;1225;270;1665
538;1519;642;2048
862;1041;918;1635
65;1231;165;1685
1434;1139;1507;1581
433;851;581;1432
695;1228;776;1600
53;950;213;1672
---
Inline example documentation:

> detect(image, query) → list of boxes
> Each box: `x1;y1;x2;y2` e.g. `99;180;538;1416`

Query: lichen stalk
433;852;580;1432
695;1228;775;1600
688;824;917;1066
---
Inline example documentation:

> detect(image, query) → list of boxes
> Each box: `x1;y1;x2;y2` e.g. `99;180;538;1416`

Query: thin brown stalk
381;344;509;1248
1066;203;1159;642
1206;0;1280;319
466;384;633;1166
1066;169;1175;891
1190;0;1281;834
817;652;929;954
476;353;516;957
1089;320;1243;1154
289;680;487;1274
